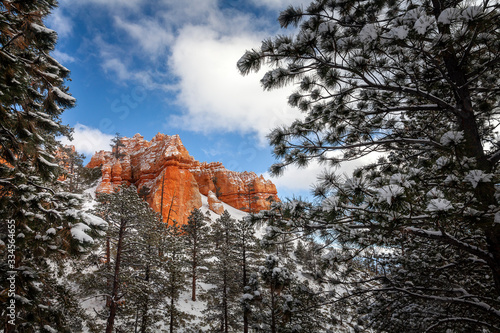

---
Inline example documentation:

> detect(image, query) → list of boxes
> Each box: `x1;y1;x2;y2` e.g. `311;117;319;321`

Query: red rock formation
207;190;224;215
86;133;279;224
190;162;279;213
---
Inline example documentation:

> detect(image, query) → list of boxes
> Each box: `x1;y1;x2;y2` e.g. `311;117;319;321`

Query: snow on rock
86;132;279;225
207;190;224;215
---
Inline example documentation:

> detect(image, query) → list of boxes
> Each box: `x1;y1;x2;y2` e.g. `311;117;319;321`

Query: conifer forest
1;0;500;332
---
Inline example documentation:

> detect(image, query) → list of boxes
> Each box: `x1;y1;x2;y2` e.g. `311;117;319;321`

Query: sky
48;0;372;200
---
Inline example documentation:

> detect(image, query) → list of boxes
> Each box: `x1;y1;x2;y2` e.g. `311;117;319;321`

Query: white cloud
52;49;76;64
267;153;384;192
59;123;114;156
167;25;301;144
114;16;174;58
250;0;307;10
46;7;73;37
61;0;145;9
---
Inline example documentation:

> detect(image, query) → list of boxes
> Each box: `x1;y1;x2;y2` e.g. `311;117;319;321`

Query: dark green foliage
0;1;106;331
202;211;241;332
182;208;210;302
55;145;86;192
239;0;500;330
82;186;169;332
247;254;327;333
163;220;192;333
110;133;125;159
234;217;262;333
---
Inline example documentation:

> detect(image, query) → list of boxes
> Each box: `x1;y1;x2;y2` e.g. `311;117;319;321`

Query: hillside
71;184;361;332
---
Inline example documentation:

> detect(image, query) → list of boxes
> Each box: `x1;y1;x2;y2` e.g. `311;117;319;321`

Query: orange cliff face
86;133;279;224
190;162;280;213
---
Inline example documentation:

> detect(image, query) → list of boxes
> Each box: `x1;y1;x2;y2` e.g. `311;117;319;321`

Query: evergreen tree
249;255;326;333
239;0;500;330
126;206;168;333
234;217;261;333
243;181;259;214
138;185;151;201
56;145;86;192
110;132;125;159
0;1;106;331
203;211;240;332
182;208;210;302
163;219;191;333
87;185;166;333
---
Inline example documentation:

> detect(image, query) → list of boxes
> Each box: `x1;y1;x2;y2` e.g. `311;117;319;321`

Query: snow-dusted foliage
0;1;103;331
239;0;500;331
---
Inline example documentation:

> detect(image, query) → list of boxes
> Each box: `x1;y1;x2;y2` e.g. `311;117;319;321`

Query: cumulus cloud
250;0;307;10
57;0;304;143
167;25;301;144
267;153;385;193
60;0;145;9
46;8;73;37
52;50;76;64
59;124;114;157
114;16;174;58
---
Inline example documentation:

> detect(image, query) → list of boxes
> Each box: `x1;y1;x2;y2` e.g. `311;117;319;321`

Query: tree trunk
271;287;276;333
431;0;500;296
224;271;228;333
169;292;174;333
242;243;249;333
191;257;197;301
140;262;150;333
106;236;111;307
192;240;197;301
106;218;126;333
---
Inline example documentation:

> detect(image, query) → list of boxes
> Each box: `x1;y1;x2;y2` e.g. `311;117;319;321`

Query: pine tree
56;145;86;192
203;211;241;332
138;185;151;201
0;1;106;331
239;0;500;330
87;185;166;333
182;208;210;302
234;217;261;333
127;206;168;333
243;181;259;214
249;255;327;333
163;219;191;333
110;132;125;159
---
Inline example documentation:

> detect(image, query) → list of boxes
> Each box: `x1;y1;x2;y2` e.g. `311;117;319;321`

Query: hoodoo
86;133;279;224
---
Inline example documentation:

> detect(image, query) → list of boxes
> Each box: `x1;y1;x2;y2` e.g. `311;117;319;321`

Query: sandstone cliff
86;133;279;224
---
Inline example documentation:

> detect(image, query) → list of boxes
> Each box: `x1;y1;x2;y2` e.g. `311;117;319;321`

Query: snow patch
464;170;493;188
426;198;452;212
377;185;404;205
461;6;483;21
440;131;464;146
359;24;378;42
70;223;94;244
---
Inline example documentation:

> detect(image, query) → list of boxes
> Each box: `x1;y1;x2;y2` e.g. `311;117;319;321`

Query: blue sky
48;0;335;200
